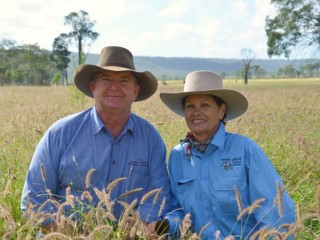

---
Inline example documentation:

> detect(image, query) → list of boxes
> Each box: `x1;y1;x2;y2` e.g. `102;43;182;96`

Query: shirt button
112;160;116;164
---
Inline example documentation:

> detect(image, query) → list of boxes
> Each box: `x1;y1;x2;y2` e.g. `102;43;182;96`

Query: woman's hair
211;95;227;124
182;94;227;124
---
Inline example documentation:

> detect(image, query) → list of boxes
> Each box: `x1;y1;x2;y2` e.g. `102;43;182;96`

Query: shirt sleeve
163;149;185;238
135;129;171;223
21;129;60;226
247;141;296;232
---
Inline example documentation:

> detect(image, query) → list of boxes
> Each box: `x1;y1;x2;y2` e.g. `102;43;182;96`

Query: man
21;46;170;237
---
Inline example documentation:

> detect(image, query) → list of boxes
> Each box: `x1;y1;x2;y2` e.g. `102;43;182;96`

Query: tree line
233;62;320;80
0;10;98;86
1;1;320;85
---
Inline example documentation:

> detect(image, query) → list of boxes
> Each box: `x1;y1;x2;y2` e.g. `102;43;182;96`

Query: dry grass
0;79;319;239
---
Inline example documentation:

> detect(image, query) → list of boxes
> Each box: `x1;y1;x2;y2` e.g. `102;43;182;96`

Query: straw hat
160;70;248;121
73;46;158;101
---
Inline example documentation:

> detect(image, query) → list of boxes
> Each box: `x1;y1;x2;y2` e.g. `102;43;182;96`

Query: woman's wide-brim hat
160;70;248;121
73;46;158;101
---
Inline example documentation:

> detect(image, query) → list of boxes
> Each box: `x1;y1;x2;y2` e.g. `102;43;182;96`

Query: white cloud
121;31;161;56
159;0;189;17
162;23;194;40
0;0;281;58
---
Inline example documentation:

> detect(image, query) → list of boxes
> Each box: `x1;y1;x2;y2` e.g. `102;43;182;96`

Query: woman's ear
219;103;227;120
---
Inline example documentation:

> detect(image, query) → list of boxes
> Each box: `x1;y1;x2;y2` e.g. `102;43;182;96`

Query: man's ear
134;85;140;99
89;81;95;93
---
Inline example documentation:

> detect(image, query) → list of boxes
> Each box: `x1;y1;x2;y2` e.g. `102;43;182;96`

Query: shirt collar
91;106;134;135
210;122;226;150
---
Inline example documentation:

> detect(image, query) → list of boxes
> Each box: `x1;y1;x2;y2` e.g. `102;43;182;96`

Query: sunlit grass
0;79;319;239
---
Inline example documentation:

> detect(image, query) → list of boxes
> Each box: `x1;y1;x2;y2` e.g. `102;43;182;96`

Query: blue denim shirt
21;106;170;225
165;123;295;239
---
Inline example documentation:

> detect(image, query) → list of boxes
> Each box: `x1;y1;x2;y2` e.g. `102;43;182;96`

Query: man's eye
101;77;111;81
201;103;210;107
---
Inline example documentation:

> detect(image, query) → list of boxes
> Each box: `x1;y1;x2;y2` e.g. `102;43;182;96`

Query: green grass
0;79;319;239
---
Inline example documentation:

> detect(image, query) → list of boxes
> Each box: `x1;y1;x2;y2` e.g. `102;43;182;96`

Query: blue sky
0;0;277;59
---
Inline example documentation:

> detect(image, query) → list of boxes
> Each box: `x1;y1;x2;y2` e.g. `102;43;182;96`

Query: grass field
0;79;319;239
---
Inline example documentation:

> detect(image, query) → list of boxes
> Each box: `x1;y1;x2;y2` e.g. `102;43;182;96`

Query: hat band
104;62;135;70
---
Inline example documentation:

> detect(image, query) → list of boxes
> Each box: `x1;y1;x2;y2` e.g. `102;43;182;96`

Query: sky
0;0;278;59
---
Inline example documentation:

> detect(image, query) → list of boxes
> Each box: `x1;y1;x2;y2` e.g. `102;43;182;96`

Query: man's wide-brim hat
74;46;158;101
160;70;248;121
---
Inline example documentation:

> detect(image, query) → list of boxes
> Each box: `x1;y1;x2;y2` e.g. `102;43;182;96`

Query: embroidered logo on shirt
222;161;232;171
128;159;149;167
221;157;242;171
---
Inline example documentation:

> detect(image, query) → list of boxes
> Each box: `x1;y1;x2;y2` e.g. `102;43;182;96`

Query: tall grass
0;79;319;239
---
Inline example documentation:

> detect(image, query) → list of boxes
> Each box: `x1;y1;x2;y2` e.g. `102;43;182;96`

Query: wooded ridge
82;53;315;80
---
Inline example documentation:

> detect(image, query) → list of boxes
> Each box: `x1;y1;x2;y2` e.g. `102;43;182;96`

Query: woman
160;71;295;239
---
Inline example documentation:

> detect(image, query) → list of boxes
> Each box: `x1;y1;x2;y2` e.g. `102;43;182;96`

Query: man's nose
108;80;120;90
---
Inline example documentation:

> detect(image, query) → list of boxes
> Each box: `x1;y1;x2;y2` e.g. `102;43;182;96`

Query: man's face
90;70;140;114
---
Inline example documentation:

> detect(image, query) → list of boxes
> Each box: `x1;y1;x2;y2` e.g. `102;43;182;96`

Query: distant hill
68;53;314;81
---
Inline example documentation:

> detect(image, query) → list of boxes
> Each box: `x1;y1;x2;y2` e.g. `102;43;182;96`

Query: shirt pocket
176;178;195;212
58;155;87;190
213;176;248;215
126;171;150;198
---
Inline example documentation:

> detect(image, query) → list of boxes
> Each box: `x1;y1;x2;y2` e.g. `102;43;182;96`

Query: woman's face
184;94;226;142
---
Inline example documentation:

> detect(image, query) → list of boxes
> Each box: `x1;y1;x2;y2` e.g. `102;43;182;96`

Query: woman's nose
192;108;201;116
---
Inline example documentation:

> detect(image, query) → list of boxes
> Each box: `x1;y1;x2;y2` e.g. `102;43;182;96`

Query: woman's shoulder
168;143;189;161
225;131;260;148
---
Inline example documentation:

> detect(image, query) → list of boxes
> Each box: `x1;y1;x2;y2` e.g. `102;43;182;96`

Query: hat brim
73;64;158;101
160;89;248;121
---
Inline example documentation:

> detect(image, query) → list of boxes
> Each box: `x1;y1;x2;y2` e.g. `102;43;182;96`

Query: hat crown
97;46;136;70
184;71;223;92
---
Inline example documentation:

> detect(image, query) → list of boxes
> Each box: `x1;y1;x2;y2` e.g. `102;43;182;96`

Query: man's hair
91;71;139;85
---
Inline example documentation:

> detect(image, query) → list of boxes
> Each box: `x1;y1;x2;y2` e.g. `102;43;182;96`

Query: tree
219;71;226;79
265;0;320;58
0;40;55;85
252;65;267;78
299;63;320;77
277;64;297;78
64;10;99;64
18;44;54;85
240;48;256;84
51;34;71;85
0;39;20;85
52;72;62;85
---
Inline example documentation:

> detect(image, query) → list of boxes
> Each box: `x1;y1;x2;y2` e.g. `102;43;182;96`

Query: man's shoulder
130;113;156;128
130;113;163;141
49;107;93;132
